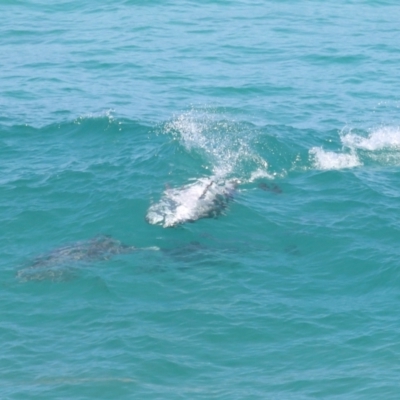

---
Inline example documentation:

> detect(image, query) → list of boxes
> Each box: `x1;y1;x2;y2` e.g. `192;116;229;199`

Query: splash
341;126;400;151
146;110;273;228
148;109;272;227
310;125;400;170
250;168;278;182
164;109;268;180
309;147;361;170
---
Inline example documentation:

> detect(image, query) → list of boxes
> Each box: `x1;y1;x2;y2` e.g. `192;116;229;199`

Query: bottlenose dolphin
146;177;238;228
17;235;157;281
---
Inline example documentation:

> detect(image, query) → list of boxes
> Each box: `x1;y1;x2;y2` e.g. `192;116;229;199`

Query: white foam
309;147;361;170
141;246;160;251
74;109;115;124
249;168;275;182
309;125;400;170
164;110;268;180
341;126;400;151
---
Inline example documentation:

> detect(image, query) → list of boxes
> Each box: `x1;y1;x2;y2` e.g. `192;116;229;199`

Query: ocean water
2;1;400;398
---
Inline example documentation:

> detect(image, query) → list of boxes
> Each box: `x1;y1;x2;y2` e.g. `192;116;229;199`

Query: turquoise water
2;1;400;398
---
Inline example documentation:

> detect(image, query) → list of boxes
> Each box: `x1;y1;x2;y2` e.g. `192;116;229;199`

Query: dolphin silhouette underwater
146;177;238;228
17;235;158;282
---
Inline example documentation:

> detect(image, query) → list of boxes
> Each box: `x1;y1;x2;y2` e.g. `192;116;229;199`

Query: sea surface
1;1;400;398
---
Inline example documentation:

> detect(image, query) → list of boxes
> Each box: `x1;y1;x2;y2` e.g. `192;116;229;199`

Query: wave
341;126;400;151
4;110;399;177
309;125;400;170
0;110;152;135
309;147;361;170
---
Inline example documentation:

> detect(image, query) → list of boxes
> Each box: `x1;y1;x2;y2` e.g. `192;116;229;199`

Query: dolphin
17;235;158;282
146;177;238;228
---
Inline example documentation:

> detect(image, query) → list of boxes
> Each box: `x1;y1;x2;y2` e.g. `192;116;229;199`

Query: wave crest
310;125;400;170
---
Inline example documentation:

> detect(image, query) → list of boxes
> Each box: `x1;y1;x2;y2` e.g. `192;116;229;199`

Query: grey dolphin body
146;177;238;228
17;235;139;282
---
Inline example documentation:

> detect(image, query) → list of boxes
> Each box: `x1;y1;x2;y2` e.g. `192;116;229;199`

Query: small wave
74;109;116;124
310;125;400;170
341;126;400;151
310;147;361;170
0;112;149;136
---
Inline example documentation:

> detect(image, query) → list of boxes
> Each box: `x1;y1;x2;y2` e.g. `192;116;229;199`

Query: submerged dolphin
146;177;238;228
30;235;135;267
17;235;157;281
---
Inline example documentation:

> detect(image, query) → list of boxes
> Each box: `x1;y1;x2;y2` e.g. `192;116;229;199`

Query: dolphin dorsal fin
199;180;214;200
